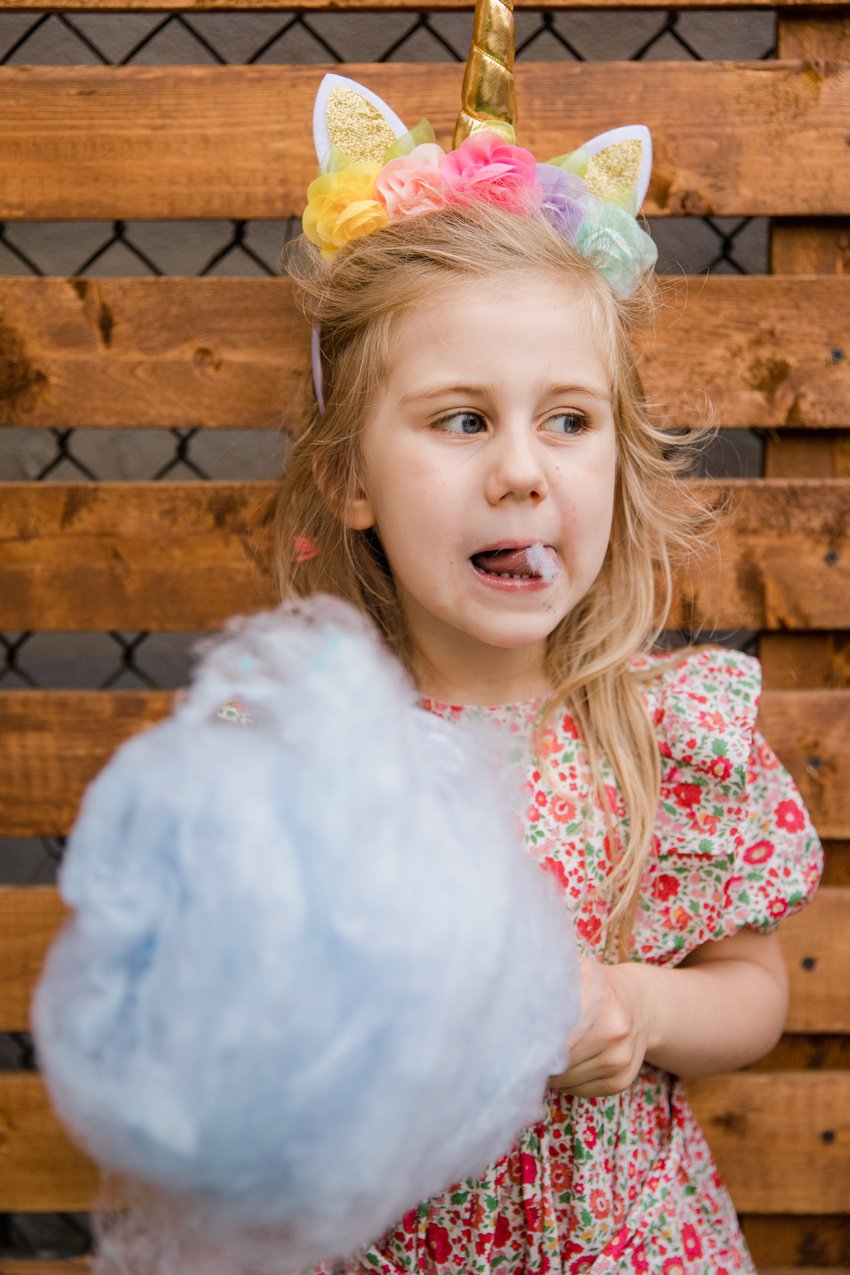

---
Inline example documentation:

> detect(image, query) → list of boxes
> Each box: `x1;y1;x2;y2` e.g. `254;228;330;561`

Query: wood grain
2;0;846;9
2;275;849;430
684;1072;850;1214
0;691;174;837
4;886;846;1033
2;480;849;632
1;63;848;220
0;1071;845;1212
743;1212;850;1269
2;687;847;836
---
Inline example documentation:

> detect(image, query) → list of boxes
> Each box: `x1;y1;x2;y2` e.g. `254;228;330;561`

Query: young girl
253;58;823;1275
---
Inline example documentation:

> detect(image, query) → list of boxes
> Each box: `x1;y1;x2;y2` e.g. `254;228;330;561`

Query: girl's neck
413;650;549;708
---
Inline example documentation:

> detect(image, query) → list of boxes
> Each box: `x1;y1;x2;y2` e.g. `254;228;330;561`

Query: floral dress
298;645;824;1275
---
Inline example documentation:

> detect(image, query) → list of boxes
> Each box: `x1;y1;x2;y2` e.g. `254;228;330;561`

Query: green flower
575;197;657;298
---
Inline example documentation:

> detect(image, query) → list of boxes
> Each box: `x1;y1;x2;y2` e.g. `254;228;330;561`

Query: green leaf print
450;1191;470;1205
486;1195;499;1212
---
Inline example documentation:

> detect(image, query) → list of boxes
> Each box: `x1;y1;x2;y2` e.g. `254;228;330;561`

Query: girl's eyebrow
399;382;611;406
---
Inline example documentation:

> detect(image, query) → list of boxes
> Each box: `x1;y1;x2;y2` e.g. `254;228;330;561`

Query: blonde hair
271;201;716;959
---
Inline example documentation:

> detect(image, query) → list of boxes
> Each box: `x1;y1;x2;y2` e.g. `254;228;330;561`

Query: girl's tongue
472;548;537;577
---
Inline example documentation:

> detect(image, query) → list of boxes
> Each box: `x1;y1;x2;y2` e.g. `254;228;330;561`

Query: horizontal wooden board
2;480;850;632
0;1071;845;1212
0;482;278;632
774;888;850;1033
759;695;850;843
743;1213;850;1269
2;687;848;836
753;1033;850;1071
3;0;846;9
684;1072;850;1214
1;276;849;431
4;885;847;1032
0;692;174;837
1;63;849;219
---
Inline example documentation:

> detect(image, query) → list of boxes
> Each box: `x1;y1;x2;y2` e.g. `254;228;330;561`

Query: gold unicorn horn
452;0;517;148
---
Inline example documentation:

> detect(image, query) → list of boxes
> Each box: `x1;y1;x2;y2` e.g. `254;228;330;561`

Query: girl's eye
435;411;486;436
543;412;589;436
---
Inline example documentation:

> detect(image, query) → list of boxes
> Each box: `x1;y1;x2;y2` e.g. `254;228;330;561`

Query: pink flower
375;143;448;218
707;754;733;782
776;798;805;832
521;1152;537;1183
681;1223;703;1259
441;130;540;212
743;839;774;864
632;1242;650;1274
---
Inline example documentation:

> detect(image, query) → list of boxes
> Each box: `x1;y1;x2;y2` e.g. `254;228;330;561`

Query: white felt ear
582;124;652;212
312;73;410;167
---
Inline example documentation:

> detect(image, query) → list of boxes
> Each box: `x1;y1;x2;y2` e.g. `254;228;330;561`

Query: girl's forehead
386;273;612;388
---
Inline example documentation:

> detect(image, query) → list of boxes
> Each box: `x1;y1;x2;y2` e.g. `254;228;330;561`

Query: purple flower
535;164;588;239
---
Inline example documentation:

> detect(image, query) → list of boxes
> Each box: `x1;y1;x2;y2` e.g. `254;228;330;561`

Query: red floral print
743;839;774;864
652;872;680;901
426;1224;451;1262
681;1223;703;1259
776;798;806;832
299;647;823;1275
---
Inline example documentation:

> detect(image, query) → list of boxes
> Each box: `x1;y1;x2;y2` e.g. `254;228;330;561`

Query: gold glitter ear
327;87;399;163
584;139;643;207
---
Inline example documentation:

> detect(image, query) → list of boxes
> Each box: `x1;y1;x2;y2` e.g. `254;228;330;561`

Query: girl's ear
311;453;376;530
313;73;410;169
342;483;376;531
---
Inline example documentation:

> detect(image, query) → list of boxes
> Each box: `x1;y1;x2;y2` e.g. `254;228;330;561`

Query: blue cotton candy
32;595;580;1274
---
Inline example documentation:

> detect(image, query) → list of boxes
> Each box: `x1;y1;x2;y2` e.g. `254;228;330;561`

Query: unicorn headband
302;0;657;414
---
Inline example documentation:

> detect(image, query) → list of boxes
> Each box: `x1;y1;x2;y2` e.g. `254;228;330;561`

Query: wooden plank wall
0;2;848;1270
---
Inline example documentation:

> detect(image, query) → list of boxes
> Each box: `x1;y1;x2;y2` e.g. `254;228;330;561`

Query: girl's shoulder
629;644;763;784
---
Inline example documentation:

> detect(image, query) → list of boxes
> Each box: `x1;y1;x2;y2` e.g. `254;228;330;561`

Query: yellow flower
302;162;388;260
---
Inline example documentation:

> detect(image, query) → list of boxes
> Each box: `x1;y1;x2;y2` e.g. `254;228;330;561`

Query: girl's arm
549;928;789;1098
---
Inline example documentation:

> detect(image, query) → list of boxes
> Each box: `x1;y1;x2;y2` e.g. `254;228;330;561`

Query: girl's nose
484;429;549;505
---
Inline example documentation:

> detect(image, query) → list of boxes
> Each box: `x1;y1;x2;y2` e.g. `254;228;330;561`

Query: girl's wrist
616;960;664;1063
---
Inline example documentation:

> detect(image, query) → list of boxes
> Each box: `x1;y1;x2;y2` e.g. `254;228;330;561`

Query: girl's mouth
469;544;558;588
471;548;538;578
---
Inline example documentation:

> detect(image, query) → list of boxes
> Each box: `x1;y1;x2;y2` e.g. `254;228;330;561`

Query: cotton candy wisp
525;541;559;583
32;595;580;1274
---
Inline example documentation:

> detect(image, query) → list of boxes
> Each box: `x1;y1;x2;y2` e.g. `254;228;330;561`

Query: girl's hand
548;957;653;1098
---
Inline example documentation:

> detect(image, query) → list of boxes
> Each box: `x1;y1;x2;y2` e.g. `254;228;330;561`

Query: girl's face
347;272;618;703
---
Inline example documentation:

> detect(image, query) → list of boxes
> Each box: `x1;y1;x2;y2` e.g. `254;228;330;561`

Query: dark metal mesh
0;7;773;1255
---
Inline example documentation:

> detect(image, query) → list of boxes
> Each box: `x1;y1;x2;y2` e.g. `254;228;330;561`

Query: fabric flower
575;197;658;298
535;163;588;239
441;130;540;212
302;162;388;260
376;142;449;218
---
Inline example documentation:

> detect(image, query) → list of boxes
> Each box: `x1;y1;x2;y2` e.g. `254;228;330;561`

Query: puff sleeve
633;647;824;964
